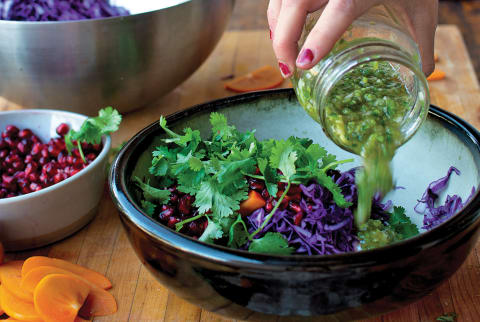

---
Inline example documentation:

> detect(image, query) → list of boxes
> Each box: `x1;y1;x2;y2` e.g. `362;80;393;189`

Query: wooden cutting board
2;25;480;322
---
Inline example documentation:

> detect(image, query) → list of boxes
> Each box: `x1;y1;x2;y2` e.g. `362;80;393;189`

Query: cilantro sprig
138;113;353;255
65;107;122;163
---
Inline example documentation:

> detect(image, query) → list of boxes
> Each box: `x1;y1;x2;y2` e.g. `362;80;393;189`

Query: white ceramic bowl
0;109;111;251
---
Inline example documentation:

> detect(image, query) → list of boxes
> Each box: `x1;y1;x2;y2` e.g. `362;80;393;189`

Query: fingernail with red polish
297;48;314;66
269;29;272;40
278;62;291;77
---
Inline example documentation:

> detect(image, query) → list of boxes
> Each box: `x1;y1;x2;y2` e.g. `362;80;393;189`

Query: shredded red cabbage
0;0;129;21
247;169;392;255
415;166;476;230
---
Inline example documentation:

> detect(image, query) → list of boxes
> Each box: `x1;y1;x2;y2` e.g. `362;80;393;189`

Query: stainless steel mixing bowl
0;0;234;115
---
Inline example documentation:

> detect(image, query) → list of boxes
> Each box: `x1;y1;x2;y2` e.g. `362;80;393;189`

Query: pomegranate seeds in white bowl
0;109;119;251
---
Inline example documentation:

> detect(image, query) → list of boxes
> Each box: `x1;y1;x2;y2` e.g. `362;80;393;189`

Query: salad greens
133;113;425;255
135;113;355;254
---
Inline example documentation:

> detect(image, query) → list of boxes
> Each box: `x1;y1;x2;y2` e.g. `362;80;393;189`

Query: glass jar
291;4;430;156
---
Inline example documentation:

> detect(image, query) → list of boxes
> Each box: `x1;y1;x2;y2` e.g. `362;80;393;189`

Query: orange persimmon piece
239;190;266;216
427;69;446;81
224;65;284;92
0;261;33;302
0;285;42;322
22;266;117;318
22;256;112;290
34;274;90;322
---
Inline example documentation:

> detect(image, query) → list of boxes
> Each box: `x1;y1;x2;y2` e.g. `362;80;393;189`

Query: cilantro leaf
210;112;236;141
270;140;297;179
248;232;294;255
388;206;419;239
436;313;457;322
313;170;352;208
227;214;249;249
140;200;156;217
65;107;122;161
133;176;170;204
257;158;278;197
199;218;224;243
69;107;122;145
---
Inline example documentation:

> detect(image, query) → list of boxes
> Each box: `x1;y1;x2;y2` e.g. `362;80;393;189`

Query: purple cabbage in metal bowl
0;0;129;21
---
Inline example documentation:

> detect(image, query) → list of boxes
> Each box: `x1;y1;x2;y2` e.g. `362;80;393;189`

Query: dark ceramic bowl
109;89;480;321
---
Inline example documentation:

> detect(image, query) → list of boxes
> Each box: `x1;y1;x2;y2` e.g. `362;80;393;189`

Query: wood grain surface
2;25;480;322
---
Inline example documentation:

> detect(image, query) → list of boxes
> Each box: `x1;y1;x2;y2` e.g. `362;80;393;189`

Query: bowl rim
110;88;480;267
0;109;111;206
0;0;196;25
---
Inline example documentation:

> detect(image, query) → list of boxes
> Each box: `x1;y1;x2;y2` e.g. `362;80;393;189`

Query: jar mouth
315;39;430;154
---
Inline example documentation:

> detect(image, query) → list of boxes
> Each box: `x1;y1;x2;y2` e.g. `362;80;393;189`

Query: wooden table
2;25;480;322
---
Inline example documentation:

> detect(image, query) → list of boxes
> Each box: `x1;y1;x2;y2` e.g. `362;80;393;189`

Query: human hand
268;0;438;77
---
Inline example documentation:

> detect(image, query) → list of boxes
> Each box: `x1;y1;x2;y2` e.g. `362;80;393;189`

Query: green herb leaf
227;214;249;249
270;140;297;179
65;107;122;161
257;158;278;197
248;232;294;255
198;218;224;243
140;200;156;217
436;312;457;322
314;170;352;208
133;176;170;204
210;112;236;141
388;206;419;239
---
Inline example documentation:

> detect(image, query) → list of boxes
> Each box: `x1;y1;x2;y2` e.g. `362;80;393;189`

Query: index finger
297;0;382;70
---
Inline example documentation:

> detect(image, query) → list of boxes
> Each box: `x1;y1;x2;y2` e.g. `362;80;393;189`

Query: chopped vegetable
427;69;446;81
224;65;284;93
415;167;475;230
239;190;266;216
0;0;129;21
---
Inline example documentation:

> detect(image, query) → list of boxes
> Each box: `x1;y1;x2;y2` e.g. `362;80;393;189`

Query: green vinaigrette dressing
322;61;411;227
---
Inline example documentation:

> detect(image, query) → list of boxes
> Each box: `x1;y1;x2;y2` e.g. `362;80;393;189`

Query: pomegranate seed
288;184;302;195
29;182;42;192
56;123;70;136
167;217;180;229
261;189;270;199
86;153;96;161
294;212;303;226
18;129;33;139
265;198;274;212
178;194;195;215
289;202;302;213
4;125;19;137
249;179;265;191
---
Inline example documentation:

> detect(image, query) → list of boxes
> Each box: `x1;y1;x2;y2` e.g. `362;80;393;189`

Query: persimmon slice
239;190;266;216
22;266;117;318
22;256;112;290
34;274;90;322
0;261;33;302
427;69;446;81
0;285;42;322
224;65;284;92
